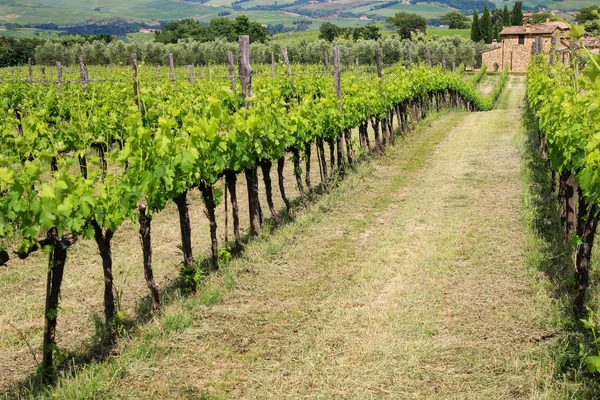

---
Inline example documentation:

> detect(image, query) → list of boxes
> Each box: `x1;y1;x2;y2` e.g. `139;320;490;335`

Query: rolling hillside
0;0;592;35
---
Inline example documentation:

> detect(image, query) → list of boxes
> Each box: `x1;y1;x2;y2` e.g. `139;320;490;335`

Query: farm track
2;77;564;398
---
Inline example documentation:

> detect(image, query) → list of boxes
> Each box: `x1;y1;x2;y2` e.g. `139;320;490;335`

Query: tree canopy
154;16;267;44
480;6;493;44
386;12;427;39
470;10;481;42
511;1;523;26
440;11;470;29
575;6;600;24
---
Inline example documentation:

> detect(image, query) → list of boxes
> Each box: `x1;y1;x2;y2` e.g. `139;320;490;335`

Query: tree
319;22;341;42
575;6;600;24
440;11;470;29
362;24;381;40
532;12;551;24
480;6;493;43
471;10;481;42
502;5;511;26
511;1;523;26
386;12;427;39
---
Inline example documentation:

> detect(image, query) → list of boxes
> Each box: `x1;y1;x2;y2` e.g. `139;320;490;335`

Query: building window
518;34;525;45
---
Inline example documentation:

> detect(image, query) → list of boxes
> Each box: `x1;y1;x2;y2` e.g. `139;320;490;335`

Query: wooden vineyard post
271;51;276;78
41;66;46;85
131;54;142;116
375;49;383;81
188;64;195;84
228;51;236;93
442;52;447;71
452;62;456;73
355;57;359;77
334;46;347;170
282;48;292;75
324;49;329;71
28;58;32;83
169;53;175;82
78;55;88;90
427;47;432;67
239;35;262;237
375;49;388;147
408;49;413;66
56;61;62;91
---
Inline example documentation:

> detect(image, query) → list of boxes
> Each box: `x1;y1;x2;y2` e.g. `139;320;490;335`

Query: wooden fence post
78;55;88;90
334;46;348;169
239;35;261;238
375;49;383;80
28;58;33;83
188;65;195;84
228;51;236;93
282;47;291;75
169;53;175;82
56;61;62;91
271;51;276;78
131;54;141;116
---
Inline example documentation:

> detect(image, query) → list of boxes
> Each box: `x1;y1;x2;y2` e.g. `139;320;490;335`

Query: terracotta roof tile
500;22;570;36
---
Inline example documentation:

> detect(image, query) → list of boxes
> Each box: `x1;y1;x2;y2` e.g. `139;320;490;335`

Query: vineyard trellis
0;35;508;383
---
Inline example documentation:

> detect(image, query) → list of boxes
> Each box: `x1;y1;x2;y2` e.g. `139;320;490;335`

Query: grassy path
10;77;565;398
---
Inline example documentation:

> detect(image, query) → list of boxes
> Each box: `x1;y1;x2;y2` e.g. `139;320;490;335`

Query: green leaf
586;356;600;373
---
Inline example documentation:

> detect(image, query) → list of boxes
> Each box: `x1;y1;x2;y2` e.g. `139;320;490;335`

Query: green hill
0;0;592;34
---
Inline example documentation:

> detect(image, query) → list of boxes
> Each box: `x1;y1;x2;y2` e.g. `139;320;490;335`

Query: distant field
350;2;453;18
427;27;470;39
0;0;590;30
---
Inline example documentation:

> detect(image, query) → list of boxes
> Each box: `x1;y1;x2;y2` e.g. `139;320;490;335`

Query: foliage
386;12;427;40
532;12;552;24
471;10;481;42
154;16;267;44
479;6;493;44
319;22;341;42
502;5;511;27
0;37;44;67
440;11;470;30
30;36;485;68
511;1;524;27
575;5;600;24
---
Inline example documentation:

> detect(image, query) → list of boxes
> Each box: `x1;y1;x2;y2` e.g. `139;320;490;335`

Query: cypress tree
511;1;524;26
480;6;493;44
471;10;481;42
503;5;511;26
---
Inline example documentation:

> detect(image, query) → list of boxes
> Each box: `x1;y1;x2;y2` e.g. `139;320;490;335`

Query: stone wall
481;34;568;73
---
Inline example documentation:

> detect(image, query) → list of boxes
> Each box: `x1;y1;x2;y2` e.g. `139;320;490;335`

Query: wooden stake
228;51;236;93
271;51;276;78
282;47;291;75
169;53;175;82
56;61;62;91
239;35;252;107
375;49;383;80
27;58;32;83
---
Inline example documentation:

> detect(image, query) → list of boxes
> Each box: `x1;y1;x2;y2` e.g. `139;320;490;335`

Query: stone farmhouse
481;21;570;72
